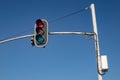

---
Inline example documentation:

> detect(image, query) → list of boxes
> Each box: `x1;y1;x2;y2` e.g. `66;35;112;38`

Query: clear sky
0;0;120;80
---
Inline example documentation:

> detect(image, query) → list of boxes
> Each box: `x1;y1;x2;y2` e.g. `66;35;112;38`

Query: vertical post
90;4;103;80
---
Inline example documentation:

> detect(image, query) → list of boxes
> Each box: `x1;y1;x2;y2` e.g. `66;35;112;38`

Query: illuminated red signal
36;19;44;28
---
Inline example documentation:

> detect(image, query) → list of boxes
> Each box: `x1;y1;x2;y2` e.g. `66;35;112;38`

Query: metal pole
49;32;94;35
0;34;34;44
90;4;103;80
0;32;94;44
0;4;104;80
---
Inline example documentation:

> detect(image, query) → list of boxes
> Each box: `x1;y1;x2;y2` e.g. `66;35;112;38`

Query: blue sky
0;0;120;80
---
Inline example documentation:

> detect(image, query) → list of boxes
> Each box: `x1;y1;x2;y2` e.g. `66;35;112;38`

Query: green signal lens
38;37;44;43
36;35;44;44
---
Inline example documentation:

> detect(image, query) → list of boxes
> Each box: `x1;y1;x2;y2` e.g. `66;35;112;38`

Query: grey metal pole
90;3;103;80
0;34;34;44
49;32;94;35
0;4;104;80
0;32;94;44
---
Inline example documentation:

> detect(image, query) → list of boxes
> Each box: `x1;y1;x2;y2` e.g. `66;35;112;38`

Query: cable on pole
49;7;89;23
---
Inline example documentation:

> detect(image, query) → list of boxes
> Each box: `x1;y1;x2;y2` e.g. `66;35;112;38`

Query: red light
36;19;44;28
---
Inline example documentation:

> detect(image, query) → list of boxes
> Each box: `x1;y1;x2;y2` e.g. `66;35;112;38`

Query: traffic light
34;19;48;47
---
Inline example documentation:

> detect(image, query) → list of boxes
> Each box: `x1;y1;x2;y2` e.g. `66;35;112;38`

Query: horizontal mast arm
0;34;34;44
